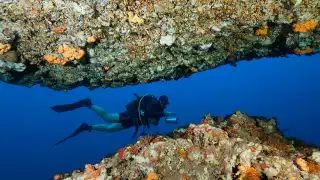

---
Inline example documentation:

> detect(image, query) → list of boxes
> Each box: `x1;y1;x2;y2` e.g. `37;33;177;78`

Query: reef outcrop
54;111;320;180
0;0;319;90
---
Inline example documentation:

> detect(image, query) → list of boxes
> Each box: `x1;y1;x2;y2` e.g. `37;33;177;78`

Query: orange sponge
238;165;261;180
293;20;318;33
0;43;11;55
256;25;268;36
146;172;158;180
57;45;85;60
296;158;320;175
44;45;85;65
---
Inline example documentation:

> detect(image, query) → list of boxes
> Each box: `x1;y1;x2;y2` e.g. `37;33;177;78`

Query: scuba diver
51;93;177;146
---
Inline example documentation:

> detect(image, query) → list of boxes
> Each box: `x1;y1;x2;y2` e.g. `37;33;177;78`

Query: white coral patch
311;151;320;164
160;35;176;46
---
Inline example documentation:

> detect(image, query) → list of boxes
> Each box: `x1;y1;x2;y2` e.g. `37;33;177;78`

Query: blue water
0;54;319;179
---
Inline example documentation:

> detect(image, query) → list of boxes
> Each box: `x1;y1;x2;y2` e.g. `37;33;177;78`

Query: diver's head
159;95;169;109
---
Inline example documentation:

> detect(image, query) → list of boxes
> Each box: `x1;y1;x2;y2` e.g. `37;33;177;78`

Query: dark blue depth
0;54;319;179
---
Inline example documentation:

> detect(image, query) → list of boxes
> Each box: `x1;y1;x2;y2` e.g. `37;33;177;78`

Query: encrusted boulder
53;111;320;180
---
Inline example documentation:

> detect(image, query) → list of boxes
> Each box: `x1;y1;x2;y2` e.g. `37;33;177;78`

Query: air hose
137;93;150;134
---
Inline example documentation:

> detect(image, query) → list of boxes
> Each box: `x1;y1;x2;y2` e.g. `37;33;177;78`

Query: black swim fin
51;98;92;113
53;123;91;146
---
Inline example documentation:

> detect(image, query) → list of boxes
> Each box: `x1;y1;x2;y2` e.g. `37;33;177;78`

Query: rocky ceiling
0;0;319;90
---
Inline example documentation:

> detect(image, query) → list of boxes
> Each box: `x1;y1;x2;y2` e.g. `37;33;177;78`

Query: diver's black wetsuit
120;94;166;136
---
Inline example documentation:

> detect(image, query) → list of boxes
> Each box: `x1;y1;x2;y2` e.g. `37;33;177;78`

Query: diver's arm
149;118;159;126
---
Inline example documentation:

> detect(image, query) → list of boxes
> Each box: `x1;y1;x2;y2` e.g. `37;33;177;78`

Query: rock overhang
0;0;319;91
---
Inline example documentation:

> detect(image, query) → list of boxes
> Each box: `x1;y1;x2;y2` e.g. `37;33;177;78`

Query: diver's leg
90;105;120;123
91;123;126;132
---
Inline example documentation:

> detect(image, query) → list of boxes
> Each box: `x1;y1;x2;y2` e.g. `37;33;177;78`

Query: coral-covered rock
0;0;319;90
55;111;320;180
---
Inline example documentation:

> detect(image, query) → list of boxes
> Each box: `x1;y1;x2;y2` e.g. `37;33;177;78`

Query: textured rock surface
0;0;319;90
53;111;320;180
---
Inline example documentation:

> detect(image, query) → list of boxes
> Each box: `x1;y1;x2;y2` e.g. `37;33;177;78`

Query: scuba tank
131;93;151;138
165;116;179;124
